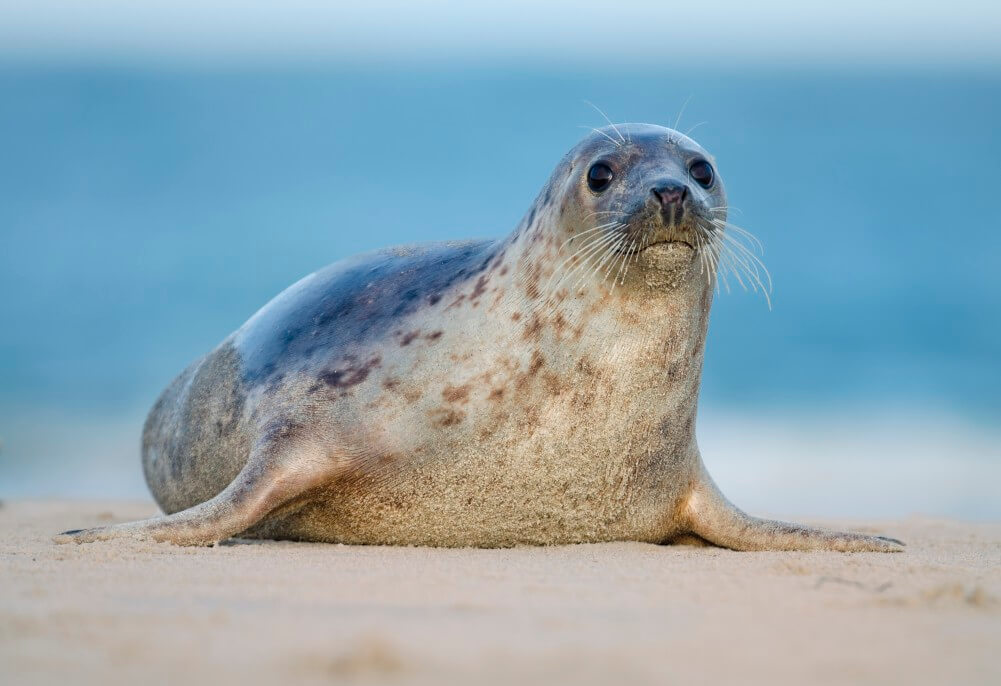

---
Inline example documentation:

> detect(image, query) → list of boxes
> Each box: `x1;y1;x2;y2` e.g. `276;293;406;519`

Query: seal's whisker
600;235;629;281
572;232;622;292
694;226;713;286
709;245;726;294
634;232;650;265
727;254;772;309
714;245;731;295
707;226;773;308
624;235;638;264
613;238;635;286
717;230;773;293
710;232;768;291
586;229;628;285
699;225;725;295
553;228;619;277
709;205;743;217
583;210;629;220
600;236;627;279
673;95;693;137
713;224;764;257
556;234;619;286
718;243;751;293
581;125;622;148
549;235;613;290
545;228;622;300
582;101;627;144
557;225;625;272
710;219;764;253
558;221;623;252
685;121;707;137
719;234;767;283
726;246;771;308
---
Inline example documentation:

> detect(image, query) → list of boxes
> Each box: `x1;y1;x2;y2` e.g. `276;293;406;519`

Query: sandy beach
1;501;998;685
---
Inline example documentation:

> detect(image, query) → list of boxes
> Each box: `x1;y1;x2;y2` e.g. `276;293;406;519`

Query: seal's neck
493;217;713;393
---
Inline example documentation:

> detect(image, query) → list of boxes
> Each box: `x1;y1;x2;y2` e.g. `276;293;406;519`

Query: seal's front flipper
683;469;904;553
54;432;332;546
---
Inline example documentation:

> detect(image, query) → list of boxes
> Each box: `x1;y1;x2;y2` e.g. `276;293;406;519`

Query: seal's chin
642;241;695;258
632;240;697;288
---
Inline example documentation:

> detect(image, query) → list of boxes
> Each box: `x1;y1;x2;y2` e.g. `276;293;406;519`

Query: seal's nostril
652;183;688;209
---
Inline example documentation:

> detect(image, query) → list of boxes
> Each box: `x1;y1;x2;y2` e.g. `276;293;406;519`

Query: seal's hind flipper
53;464;284;545
683;466;904;553
55;427;335;546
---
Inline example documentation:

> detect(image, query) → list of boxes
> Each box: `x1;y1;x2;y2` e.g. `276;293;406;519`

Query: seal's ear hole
587;163;614;193
688;160;715;189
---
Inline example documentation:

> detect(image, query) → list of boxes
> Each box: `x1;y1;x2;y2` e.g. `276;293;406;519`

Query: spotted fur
58;124;903;552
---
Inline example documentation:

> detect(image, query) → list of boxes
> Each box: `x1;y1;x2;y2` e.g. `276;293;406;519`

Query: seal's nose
651;182;689;210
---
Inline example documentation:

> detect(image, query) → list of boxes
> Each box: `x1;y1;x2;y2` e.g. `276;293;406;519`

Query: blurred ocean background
1;2;999;519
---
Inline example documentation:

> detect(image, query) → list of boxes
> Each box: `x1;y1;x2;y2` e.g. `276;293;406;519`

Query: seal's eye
587;163;614;193
689;160;715;188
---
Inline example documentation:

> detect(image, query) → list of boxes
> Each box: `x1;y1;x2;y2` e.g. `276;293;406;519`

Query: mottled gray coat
58;124;902;552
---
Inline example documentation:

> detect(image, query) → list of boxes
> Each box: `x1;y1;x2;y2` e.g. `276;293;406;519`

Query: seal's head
547;123;729;291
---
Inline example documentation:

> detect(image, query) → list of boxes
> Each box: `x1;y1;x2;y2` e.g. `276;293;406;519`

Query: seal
56;123;902;551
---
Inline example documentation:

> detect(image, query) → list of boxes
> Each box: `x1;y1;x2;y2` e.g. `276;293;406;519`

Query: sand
2;500;999;685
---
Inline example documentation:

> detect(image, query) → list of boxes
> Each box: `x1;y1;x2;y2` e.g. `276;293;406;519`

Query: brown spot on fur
489;248;507;271
447;294;466;309
441;383;471;404
470;275;489;301
542;370;564;396
552;311;567;335
489;289;505;311
515;355;540;390
425;330;443;341
511;312;522;322
400;331;420;346
382;378;401;391
499;265;509;276
528;350;545;376
428;293;442;306
430;408;466;427
488;387;505;401
319;356;381;389
522;314;543;341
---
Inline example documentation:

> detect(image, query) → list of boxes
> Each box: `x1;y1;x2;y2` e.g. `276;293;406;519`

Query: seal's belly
248;414;689;547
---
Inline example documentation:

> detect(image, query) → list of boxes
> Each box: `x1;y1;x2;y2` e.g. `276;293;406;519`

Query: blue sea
1;65;999;516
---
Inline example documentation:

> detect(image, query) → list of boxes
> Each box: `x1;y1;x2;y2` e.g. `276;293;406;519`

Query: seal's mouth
612;236;695;256
643;238;694;251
